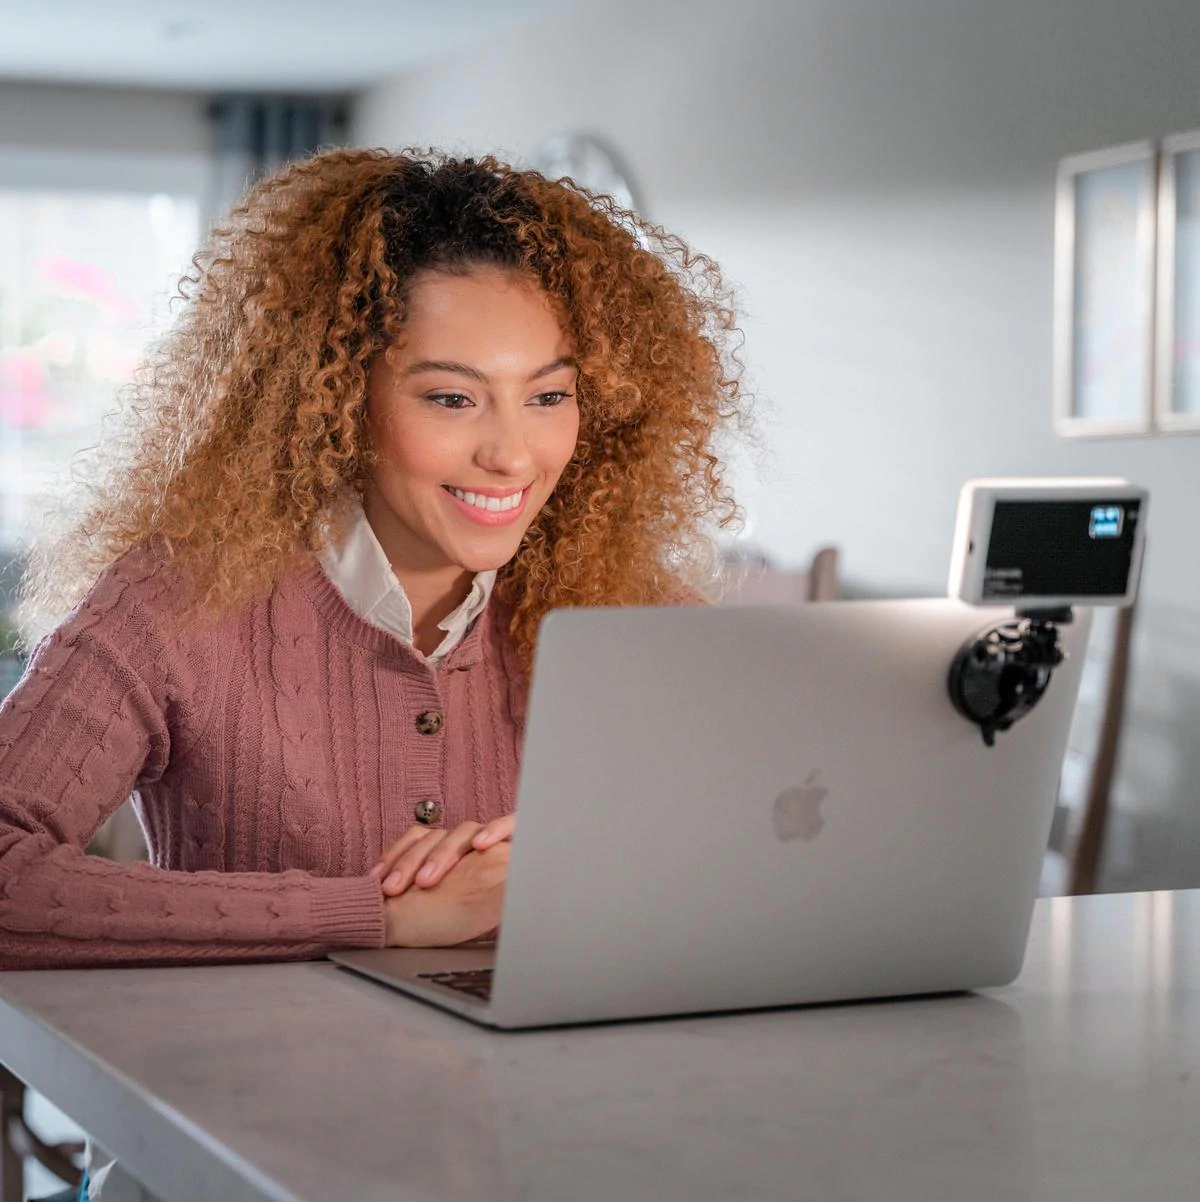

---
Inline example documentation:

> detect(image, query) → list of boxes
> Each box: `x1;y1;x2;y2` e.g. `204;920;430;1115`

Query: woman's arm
0;573;385;970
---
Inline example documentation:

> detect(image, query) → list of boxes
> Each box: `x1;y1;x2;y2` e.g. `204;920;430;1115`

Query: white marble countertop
2;889;1200;1202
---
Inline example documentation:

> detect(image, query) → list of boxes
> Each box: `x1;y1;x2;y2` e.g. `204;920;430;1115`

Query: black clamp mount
947;607;1073;747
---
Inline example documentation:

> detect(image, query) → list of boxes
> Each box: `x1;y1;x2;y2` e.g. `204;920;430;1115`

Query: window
0;186;200;547
0;147;205;692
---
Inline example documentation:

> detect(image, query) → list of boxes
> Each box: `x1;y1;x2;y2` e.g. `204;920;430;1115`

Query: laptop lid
485;600;1091;1028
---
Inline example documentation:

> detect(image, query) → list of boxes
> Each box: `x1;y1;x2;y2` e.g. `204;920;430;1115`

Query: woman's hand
371;815;515;897
384;842;511;947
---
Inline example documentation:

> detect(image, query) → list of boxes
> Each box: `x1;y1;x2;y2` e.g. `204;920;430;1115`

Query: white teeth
448;487;523;512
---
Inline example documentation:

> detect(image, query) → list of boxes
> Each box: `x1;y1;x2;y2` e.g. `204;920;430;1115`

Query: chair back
720;545;840;606
1066;601;1137;894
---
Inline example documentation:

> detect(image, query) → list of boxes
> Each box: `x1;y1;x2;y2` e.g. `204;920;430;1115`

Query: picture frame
1054;141;1158;438
1154;129;1200;433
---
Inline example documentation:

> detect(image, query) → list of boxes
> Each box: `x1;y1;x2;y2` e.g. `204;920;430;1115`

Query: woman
0;147;749;971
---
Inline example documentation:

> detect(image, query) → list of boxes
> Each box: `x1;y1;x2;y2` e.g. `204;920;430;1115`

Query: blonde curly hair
21;147;755;672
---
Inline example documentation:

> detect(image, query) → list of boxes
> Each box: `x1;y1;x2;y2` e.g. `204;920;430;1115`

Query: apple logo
773;771;828;842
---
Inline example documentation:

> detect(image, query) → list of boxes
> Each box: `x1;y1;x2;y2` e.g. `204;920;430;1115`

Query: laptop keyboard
417;968;494;1001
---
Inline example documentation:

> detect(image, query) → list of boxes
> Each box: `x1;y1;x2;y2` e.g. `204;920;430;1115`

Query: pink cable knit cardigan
0;548;529;969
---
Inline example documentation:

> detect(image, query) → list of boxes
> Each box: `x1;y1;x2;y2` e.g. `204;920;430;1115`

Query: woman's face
362;267;580;580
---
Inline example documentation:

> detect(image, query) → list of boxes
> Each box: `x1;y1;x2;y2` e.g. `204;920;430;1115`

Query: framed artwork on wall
1054;141;1158;438
1155;129;1200;433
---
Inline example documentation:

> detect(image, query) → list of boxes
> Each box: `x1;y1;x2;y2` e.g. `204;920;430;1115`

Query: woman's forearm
0;839;386;969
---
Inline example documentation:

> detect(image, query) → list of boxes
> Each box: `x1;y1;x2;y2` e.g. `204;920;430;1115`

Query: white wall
0;80;210;154
358;0;1200;891
0;80;211;206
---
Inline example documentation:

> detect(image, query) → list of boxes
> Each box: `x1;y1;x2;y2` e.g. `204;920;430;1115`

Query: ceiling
0;0;559;93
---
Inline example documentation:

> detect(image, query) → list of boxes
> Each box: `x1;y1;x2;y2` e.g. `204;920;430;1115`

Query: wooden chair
1066;601;1137;894
0;1067;85;1201
806;547;840;603
2;656;115;1199
719;545;840;605
1040;601;1138;896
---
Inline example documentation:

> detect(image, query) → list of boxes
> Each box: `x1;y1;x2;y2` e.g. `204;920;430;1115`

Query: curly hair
21;147;755;672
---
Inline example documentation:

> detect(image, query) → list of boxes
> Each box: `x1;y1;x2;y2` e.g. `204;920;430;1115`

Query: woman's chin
447;543;522;575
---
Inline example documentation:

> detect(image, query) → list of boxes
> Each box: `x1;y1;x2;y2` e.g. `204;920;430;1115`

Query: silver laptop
331;600;1092;1028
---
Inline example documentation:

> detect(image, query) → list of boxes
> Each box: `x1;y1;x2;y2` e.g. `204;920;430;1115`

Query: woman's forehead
389;268;574;369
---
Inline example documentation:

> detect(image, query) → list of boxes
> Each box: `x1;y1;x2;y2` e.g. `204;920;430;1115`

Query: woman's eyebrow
403;356;577;383
528;356;578;381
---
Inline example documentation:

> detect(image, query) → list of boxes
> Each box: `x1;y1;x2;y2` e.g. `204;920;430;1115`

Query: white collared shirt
318;501;497;663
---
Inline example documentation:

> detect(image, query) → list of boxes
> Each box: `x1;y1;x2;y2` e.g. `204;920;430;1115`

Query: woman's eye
428;393;472;409
533;391;574;407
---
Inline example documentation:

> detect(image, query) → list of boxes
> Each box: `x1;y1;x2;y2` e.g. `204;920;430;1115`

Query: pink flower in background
37;257;139;324
0;259;144;433
0;350;51;429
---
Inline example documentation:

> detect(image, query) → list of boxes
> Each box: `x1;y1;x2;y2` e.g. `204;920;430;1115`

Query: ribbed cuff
308;875;387;949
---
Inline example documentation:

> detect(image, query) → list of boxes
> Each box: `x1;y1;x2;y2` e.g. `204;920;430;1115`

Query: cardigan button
415;710;444;735
414;799;442;825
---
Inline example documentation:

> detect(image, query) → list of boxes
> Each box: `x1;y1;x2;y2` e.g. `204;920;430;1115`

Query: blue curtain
207;95;349;221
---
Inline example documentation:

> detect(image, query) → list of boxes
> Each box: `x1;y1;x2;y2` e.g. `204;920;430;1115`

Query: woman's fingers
380;830;451;895
409;822;491;890
370;825;436;881
374;815;514;897
471;813;515;849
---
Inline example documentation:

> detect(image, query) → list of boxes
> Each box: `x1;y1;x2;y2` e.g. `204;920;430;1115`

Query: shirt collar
318;499;497;661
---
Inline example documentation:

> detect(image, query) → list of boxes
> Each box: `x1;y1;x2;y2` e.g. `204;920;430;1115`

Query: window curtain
207;95;349;221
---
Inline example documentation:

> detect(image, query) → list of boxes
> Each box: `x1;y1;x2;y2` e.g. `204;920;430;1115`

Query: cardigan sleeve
0;563;385;970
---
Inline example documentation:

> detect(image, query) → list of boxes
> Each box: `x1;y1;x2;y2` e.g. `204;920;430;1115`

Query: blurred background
0;6;1197;900
2;0;1199;1192
2;0;1198;872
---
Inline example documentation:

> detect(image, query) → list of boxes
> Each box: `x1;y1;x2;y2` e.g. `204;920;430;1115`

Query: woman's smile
441;484;530;525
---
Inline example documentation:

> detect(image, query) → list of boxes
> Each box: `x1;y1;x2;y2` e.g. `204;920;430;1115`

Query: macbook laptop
331;599;1092;1028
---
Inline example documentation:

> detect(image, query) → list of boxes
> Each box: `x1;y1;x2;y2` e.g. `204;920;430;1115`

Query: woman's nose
476;407;535;476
